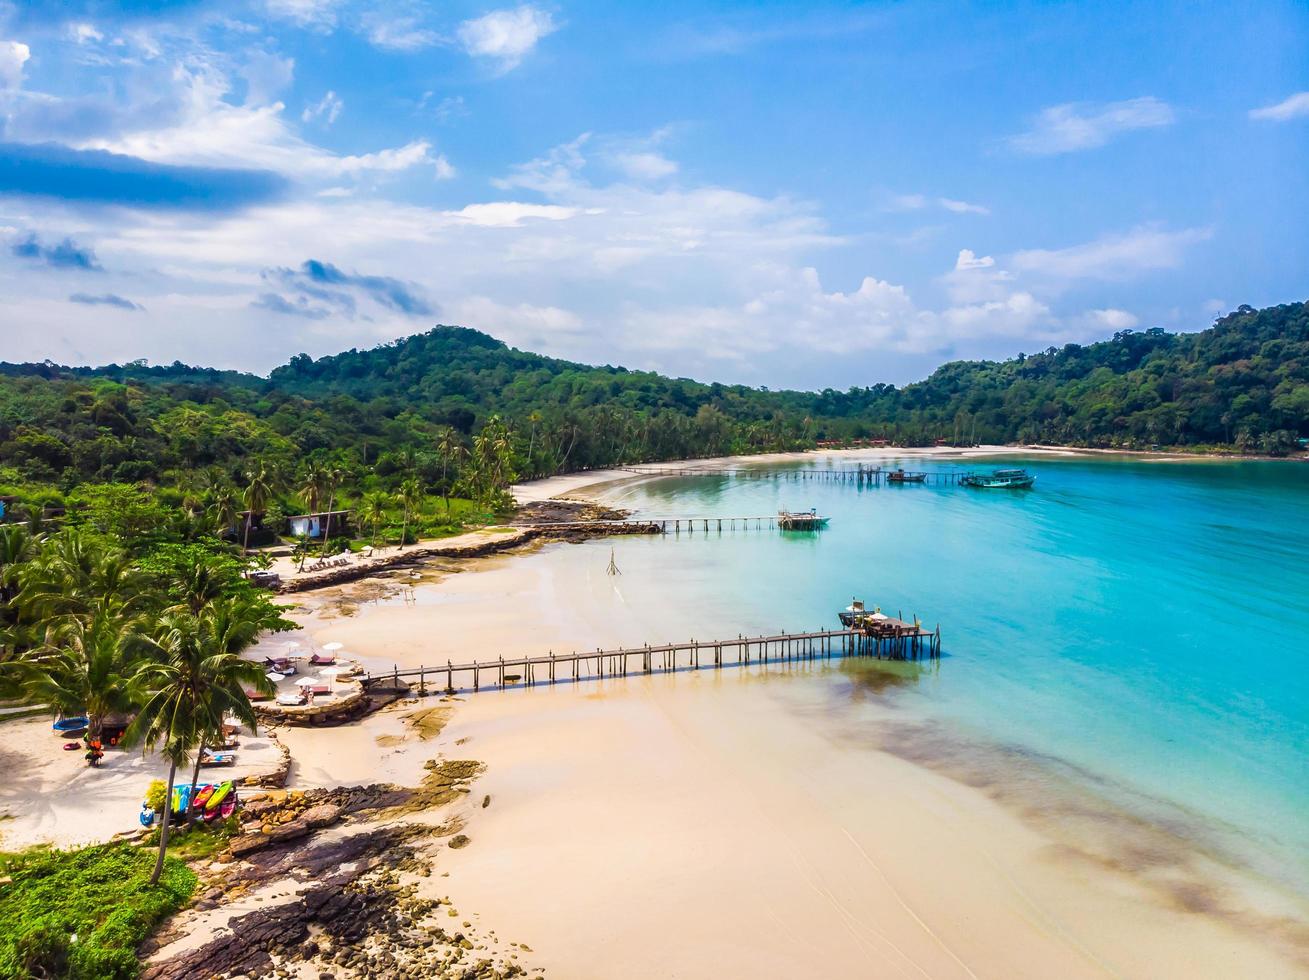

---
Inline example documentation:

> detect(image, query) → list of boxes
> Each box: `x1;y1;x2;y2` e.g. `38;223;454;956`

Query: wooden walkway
619;465;972;486
363;621;941;695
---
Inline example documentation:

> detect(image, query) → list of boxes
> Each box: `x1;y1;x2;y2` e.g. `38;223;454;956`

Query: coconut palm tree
435;428;464;517
298;464;326;516
130;605;272;881
319;466;345;555
361;491;390;548
398;478;422;550
241;464;275;556
208;483;239;542
19;605;144;746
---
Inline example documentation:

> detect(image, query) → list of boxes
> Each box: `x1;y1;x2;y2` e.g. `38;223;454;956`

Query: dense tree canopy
1;302;1305;502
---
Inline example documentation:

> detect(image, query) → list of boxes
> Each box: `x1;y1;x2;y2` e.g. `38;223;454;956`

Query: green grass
0;842;196;980
141;815;239;862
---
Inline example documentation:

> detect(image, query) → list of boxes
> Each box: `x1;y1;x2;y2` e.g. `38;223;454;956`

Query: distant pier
619;465;973;486
363;620;941;696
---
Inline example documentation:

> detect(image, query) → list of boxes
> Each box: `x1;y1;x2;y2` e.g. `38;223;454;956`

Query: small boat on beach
778;508;829;530
886;469;926;484
962;468;1035;489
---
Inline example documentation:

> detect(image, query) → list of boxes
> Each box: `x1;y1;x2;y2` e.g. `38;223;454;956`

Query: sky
0;0;1306;390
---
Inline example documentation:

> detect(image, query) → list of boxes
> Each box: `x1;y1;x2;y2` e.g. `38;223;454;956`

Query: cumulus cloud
1086;308;1139;330
1006;97;1174;154
11;233;102;270
69;292;142;311
68;23;103;44
458;6;558;72
1;40;31;89
1249;91;1309;122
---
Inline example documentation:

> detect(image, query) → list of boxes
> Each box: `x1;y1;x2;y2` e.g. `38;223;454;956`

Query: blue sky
1;1;1306;388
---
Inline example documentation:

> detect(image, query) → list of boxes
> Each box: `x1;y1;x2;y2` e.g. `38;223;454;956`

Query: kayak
53;717;89;733
218;798;237;820
206;781;233;810
191;784;216;811
171;784;193;816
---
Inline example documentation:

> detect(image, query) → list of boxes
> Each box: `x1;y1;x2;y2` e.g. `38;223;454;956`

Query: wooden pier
362;620;941;695
619;465;973;487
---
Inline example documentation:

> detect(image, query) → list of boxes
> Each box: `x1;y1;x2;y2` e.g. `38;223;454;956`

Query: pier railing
618;465;973;486
362;623;941;695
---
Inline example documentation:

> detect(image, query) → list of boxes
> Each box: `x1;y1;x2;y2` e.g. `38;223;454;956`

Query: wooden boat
886;469;926;484
962;468;1035;489
778;509;830;530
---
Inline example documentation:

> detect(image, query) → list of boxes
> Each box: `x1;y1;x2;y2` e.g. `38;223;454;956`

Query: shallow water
588;456;1309;901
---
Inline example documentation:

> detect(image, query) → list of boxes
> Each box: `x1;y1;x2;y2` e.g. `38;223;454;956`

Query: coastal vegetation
0;842;196;979
0;304;1303;518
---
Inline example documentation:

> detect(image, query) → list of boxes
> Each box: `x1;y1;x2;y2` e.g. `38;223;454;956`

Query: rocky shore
142;759;540;980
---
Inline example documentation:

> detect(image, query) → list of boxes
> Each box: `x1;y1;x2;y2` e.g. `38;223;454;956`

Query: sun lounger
276;692;306;706
309;653;336;666
244;688;272;702
309;685;331;696
201;751;236;767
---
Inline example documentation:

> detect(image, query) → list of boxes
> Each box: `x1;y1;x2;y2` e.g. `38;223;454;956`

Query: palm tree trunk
241;514;252;556
150;758;179;886
186;739;205;825
321;493;335;556
400;504;409;551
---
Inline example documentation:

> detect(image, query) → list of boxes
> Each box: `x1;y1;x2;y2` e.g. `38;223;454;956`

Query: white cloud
938;197;990;215
68;23;103;45
609;151;678;181
363;14;442;51
264;0;342;29
953;249;994;271
1249;91;1309;122
445;203;580;227
1011;225;1210;281
1;40;31;89
241;50;295;106
302;89;343;125
1087;308;1139;330
1007;97;1174;154
66;61;448;181
457;5;558;72
887;193;989;216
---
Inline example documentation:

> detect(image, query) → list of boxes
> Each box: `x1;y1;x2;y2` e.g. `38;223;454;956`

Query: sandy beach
5;444;1306;978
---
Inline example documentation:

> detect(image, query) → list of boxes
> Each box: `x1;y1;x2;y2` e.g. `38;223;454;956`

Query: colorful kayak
171;784;192;816
218;798;237;820
191;784;216;811
206;781;233;810
53;717;89;735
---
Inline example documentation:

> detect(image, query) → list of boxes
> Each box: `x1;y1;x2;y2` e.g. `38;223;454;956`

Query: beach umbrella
282;640;301;650
322;642;344;651
318;665;347;691
293;676;316;687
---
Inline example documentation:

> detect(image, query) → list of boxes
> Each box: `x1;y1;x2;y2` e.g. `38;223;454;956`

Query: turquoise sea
598;455;1309;903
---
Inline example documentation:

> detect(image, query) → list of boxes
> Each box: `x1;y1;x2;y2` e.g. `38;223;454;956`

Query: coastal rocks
447;835;470;849
242;732;293;788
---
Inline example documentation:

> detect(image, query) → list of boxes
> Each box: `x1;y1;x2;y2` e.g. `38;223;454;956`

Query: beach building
287;510;351;540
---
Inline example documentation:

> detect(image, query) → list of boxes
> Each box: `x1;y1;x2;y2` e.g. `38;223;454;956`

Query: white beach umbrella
293;676;317;687
282;640;301;650
318;665;347;691
322;642;344;651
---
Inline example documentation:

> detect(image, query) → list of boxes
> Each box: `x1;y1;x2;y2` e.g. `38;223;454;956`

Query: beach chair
201;750;236;767
309;653;336;666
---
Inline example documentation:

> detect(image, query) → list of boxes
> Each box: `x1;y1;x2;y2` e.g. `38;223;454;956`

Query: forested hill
0;301;1306;493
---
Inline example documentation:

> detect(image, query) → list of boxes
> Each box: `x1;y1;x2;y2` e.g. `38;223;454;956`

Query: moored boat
961;468;1035;489
778;508;829;530
886;469;926;484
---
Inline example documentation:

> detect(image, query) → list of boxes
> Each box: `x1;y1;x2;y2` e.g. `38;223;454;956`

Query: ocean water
591;455;1309;902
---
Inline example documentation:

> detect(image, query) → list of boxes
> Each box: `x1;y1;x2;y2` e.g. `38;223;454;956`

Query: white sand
426;674;1308;979
511;443;1060;503
0;716;286;849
